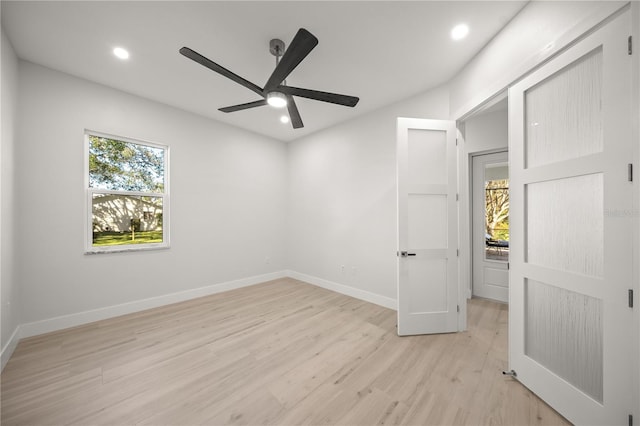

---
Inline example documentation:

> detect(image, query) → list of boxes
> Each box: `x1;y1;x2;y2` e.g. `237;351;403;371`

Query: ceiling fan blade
286;95;304;129
279;86;359;107
264;28;318;91
219;99;268;113
180;47;264;97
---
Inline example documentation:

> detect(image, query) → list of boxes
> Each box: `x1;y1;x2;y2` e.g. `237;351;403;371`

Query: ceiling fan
179;28;359;129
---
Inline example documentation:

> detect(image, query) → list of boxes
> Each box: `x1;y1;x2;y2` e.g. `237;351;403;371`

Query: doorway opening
459;93;509;305
472;152;509;303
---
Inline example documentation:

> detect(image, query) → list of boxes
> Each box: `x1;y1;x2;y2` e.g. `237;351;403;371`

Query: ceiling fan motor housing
269;39;285;57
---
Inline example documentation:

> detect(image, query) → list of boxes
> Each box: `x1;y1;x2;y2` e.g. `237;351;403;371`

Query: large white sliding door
508;9;634;425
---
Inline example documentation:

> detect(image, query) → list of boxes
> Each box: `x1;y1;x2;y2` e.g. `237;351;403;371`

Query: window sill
85;244;170;255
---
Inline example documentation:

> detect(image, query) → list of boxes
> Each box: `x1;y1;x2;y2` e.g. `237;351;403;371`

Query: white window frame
85;130;170;254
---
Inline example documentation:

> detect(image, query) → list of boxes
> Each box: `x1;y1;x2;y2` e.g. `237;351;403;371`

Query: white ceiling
1;1;527;142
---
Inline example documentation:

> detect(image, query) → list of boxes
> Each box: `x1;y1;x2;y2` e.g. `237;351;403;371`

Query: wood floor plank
1;278;570;425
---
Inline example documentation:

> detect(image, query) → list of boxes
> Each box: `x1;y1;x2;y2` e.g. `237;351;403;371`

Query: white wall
286;86;449;307
1;27;20;366
14;62;288;329
449;1;628;119
463;107;508;154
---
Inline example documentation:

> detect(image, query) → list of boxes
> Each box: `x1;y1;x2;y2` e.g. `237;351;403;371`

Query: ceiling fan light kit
266;91;287;108
180;28;359;129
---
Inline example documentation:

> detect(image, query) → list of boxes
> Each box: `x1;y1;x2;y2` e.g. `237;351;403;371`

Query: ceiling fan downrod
270;38;286;85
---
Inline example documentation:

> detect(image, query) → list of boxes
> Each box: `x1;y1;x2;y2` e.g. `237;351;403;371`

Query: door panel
525;278;603;403
408;129;448;184
509;10;633;424
407;259;448;312
407;194;447;248
525;47;604;167
472;152;509;302
483;266;508;289
397;118;458;336
527;173;604;277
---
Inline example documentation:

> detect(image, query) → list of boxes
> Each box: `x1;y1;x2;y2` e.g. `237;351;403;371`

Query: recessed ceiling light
451;24;469;41
113;47;130;60
280;115;290;124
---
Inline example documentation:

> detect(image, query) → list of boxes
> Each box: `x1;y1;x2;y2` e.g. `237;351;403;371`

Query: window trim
84;130;170;254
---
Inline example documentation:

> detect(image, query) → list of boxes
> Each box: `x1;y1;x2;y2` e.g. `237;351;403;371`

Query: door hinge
456;249;459;257
629;414;633;426
629;289;634;308
457;305;460;313
628;164;633;182
629;35;633;55
456;193;459;201
455;138;458;146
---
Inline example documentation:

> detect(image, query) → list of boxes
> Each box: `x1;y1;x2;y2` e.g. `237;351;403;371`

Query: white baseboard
286;270;397;311
19;270;287;340
1;325;21;371
2;269;396;372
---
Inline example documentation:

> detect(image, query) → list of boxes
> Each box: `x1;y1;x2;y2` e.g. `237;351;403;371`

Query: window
86;131;169;253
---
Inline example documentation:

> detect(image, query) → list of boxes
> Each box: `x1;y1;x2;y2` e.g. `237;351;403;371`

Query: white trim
631;1;640;418
2;270;397;372
85;130;170;254
631;2;640;419
286;270;397;311
1;325;21;371
90;189;165;198
19;271;287;339
85;129;168;151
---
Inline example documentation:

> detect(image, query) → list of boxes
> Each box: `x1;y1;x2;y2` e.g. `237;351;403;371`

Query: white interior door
472;151;509;303
509;10;634;425
397;118;458;336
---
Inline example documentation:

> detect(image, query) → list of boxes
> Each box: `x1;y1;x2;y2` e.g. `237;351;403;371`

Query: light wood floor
1;278;569;425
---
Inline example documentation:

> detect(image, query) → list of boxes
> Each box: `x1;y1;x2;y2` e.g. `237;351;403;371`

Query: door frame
470;150;509;303
455;91;509;312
